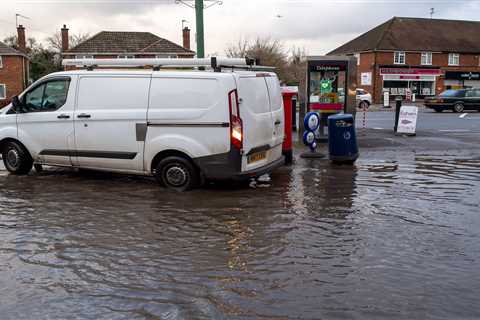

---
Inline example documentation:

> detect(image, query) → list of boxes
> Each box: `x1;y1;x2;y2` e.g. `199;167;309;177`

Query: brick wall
0;55;27;107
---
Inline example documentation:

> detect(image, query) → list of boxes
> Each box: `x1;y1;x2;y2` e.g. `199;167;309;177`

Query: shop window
394;51;405;64
0;56;3;68
421;52;432;65
448;53;460;66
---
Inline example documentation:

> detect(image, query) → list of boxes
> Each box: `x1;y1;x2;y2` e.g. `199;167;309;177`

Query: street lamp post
195;0;205;58
176;0;222;58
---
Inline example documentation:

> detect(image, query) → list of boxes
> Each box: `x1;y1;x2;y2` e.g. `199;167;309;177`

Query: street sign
397;105;418;134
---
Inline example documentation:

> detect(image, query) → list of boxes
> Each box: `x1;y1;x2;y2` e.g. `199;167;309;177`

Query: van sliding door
73;75;150;172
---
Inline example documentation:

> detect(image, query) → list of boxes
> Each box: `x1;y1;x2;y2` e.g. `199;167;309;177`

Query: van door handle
57;114;70;119
77;114;91;119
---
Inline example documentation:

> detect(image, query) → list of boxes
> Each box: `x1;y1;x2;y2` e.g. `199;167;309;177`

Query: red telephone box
281;86;298;164
305;56;357;139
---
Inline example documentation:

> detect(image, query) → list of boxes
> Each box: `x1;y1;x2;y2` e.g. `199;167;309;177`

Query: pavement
293;108;480;159
1;109;479;171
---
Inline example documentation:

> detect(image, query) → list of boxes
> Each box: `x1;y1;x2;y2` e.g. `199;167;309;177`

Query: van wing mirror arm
11;96;24;113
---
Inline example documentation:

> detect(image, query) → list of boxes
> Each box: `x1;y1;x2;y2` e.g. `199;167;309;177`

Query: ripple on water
0;154;479;319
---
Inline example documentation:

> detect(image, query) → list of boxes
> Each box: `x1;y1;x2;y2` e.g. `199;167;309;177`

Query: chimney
182;27;190;50
17;25;26;53
61;24;69;52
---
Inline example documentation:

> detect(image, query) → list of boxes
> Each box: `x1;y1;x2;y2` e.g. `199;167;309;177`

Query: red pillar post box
281;87;298;164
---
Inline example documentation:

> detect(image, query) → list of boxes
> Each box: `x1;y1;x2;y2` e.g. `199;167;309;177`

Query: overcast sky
1;0;479;55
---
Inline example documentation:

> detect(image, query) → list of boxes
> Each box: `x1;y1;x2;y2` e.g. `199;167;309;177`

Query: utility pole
176;0;222;58
195;0;205;58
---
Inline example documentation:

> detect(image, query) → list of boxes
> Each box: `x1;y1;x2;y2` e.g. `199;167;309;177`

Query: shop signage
397;106;418;134
383;75;436;81
445;71;480;80
380;68;442;75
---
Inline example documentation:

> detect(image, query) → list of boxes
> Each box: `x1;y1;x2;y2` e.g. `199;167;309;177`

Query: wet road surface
1;149;480;319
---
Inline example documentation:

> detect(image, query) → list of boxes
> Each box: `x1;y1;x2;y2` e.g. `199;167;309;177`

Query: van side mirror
11;96;24;113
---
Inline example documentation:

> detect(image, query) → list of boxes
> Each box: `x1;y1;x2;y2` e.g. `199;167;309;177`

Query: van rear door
237;73;283;172
264;74;285;147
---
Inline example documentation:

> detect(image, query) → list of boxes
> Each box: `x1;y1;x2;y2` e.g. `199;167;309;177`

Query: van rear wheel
2;141;33;175
155;156;199;191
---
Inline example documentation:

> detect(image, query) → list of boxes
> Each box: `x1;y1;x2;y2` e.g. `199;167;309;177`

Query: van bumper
194;151;284;181
232;156;284;181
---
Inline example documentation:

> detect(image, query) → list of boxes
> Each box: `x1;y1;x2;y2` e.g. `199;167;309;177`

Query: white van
0;58;285;191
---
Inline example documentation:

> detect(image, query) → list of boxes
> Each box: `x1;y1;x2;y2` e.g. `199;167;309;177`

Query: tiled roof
64;31;194;55
329;17;480;55
0;41;27;57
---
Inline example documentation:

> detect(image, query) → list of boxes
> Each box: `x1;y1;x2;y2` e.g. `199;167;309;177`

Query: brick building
0;25;29;107
61;25;195;64
329;17;480;103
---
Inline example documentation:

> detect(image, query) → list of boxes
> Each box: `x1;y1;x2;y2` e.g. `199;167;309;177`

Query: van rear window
265;76;282;111
238;77;270;114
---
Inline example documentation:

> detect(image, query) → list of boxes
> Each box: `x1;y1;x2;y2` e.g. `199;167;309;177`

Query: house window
354;53;360;66
0;56;3;68
421;52;432;65
0;84;6;100
118;55;135;59
75;55;93;59
394;51;405;64
448;53;460;66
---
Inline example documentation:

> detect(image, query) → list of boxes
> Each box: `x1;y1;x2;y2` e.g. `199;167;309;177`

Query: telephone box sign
312;65;343;72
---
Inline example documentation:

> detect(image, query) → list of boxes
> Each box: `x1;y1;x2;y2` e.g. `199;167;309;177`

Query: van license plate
248;151;267;164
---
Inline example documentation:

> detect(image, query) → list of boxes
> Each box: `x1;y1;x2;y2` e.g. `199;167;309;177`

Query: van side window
24;79;70;112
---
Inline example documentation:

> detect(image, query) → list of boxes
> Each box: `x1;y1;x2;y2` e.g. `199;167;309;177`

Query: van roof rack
61;57;274;72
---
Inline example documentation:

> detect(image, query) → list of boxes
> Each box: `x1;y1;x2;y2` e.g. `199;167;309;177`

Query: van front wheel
2;141;33;175
155;156;199;191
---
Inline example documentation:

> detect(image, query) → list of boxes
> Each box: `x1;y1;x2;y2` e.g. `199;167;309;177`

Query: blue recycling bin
327;114;359;163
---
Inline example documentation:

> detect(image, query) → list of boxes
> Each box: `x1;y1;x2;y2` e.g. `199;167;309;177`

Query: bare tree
226;39;308;102
225;38;250;58
225;37;289;81
46;31;90;52
286;46;308;102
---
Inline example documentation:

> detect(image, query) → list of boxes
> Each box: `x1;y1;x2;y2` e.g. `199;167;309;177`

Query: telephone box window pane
309;70;346;105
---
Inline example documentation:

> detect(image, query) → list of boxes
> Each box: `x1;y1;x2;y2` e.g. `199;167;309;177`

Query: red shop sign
380;68;442;75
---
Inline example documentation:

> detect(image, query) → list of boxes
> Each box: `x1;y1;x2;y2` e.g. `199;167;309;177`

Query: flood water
1;152;480;319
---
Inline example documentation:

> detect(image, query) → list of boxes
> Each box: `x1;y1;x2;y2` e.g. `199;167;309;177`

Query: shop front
380;68;442;100
444;71;480;90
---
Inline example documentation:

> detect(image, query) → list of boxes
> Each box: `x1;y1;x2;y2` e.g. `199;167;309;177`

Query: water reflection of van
0;58;285;191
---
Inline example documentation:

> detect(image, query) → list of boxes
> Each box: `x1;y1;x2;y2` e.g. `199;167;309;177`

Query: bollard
394;96;402;133
362;103;367;129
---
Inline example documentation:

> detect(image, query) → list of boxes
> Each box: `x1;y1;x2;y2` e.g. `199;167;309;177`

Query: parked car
0;65;285;191
424;88;480;113
356;89;372;109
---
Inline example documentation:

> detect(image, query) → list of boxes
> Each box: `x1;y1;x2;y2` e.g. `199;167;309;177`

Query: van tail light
228;89;243;150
